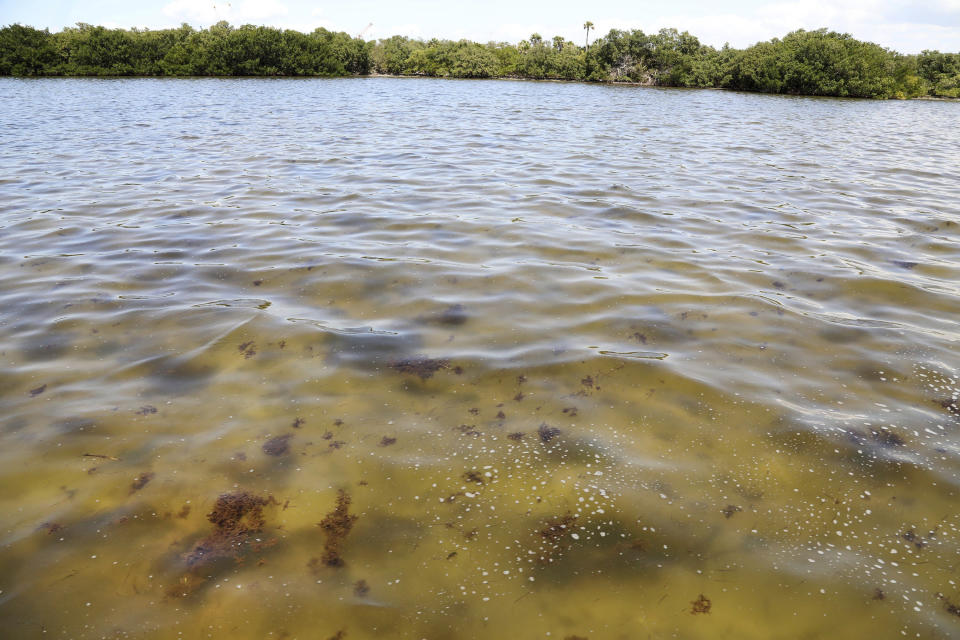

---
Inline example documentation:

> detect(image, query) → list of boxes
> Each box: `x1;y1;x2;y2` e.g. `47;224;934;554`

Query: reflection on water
1;77;960;639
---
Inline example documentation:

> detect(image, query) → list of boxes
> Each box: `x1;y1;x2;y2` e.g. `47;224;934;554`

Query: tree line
1;21;958;99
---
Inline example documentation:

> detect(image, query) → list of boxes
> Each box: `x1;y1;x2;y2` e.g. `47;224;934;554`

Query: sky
1;0;958;53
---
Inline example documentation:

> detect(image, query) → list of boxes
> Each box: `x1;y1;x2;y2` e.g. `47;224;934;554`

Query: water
1;77;959;639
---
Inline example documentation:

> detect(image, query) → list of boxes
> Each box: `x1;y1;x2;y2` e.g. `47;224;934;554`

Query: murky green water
1;77;959;639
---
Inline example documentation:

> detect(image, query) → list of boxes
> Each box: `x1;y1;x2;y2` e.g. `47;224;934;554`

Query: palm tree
583;21;594;49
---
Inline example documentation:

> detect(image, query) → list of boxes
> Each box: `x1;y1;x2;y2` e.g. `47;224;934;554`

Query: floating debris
458;424;480;437
938;398;960;417
722;504;742;519
130;472;155;494
539;513;578;549
891;260;918;270
379;436;397;447
691;594;712;614
292;417;305;428
353;579;369;597
183;491;272;571
316;490;357;568
39;522;64;535
433;303;468;326
82;453;120;461
238;341;257;359
29;384;46;397
538;423;561;443
263;434;293;456
847;427;906;449
135;405;157;416
463;470;485;485
936;593;960;618
390;357;450;380
868;427;905;447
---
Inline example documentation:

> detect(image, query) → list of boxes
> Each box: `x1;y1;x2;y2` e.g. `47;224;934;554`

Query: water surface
1;77;960;639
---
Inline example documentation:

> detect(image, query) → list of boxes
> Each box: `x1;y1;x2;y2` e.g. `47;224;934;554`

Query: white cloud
162;0;289;27
369;23;423;39
236;0;288;21
649;0;960;52
162;0;217;25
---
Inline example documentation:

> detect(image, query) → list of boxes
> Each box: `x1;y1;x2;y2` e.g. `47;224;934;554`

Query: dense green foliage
1;22;957;99
0;22;368;77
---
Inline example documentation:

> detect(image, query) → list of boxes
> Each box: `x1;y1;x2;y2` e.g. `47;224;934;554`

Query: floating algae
537;513;579;562
315;490;357;568
390;357;450;380
129;472;155;494
262;434;293;456
538;423;561;443
691;594;712;614
168;491;276;597
353;579;370;597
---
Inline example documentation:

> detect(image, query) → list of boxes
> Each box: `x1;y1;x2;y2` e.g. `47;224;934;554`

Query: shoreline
3;24;957;100
4;73;957;101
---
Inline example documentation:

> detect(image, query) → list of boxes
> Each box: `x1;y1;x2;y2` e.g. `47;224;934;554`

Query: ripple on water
0;77;959;639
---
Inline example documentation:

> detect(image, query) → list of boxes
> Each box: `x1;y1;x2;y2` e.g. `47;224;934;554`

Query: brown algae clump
691;594;712;614
353;579;370;597
130;472;155;494
721;504;742;519
390;357;450;380
541;513;578;543
238;341;257;359
463;470;485;485
316;490;358;568
184;491;272;570
537;513;579;561
538;423;561;443
263;434;293;456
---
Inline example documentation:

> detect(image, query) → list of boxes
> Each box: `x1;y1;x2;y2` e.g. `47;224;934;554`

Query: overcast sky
1;0;958;53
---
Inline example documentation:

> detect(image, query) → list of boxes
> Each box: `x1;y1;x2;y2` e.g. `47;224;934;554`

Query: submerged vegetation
0;21;958;98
